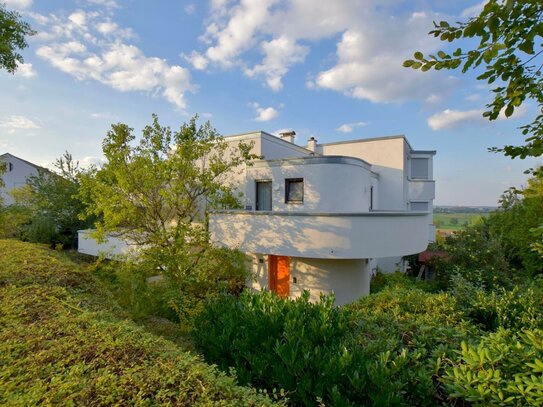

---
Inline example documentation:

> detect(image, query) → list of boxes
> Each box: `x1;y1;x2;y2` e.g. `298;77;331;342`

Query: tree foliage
12;152;94;248
404;0;543;164
79;115;258;307
0;3;35;73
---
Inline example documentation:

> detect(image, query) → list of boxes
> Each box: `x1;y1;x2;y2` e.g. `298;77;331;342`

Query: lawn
433;212;489;231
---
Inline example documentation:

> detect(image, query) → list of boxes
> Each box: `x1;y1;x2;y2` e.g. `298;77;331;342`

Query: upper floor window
8;162;13;172
410;158;429;180
285;178;303;203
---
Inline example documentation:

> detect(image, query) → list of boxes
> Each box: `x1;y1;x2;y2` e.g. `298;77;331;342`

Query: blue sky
1;0;541;206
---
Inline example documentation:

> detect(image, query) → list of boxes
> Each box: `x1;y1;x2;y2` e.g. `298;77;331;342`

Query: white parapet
209;210;431;259
408;179;436;201
78;229;135;258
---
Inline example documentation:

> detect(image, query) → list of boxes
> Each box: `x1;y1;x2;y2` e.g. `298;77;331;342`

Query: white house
208;131;435;305
78;130;435;305
0;153;44;205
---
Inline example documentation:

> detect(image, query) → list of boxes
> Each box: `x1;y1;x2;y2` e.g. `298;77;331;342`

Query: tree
79;115;258;302
0;3;35;73
404;0;543;167
12;152;94;247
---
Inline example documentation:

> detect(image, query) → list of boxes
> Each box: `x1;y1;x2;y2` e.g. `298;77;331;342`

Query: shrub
195;288;479;406
0;239;279;406
450;274;543;331
443;328;543;406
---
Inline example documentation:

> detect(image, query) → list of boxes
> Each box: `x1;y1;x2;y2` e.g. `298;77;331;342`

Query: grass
0;239;279;406
433;212;489;231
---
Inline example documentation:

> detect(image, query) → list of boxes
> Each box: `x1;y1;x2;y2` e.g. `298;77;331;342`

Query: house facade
209;131;435;305
0;153;43;205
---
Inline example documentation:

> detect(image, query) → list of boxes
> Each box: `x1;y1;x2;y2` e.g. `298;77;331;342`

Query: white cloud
32;9;194;110
461;1;487;18
0;115;40;133
251;102;279;122
428;109;484;130
87;0;119;9
79;155;106;168
466;93;482;101
3;0;33;9
428;105;528;130
193;1;451;102
184;51;209;70
15;62;35;77
336;121;368;133
185;4;196;15
245;36;308;91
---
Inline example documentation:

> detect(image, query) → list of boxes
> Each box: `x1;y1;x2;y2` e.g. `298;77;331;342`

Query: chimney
307;136;317;152
279;130;296;143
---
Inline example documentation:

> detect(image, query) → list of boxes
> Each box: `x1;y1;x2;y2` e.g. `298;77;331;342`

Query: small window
8;162;13;172
411;202;429;211
285;178;303;203
411;158;429;179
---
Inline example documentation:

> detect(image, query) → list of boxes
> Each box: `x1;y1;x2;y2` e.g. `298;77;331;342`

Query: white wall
0;154;40;205
78;230;136;258
210;211;431;259
319;137;407;210
246;253;370;305
246;159;372;213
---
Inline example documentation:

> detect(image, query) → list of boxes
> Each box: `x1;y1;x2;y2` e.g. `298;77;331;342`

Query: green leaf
414;51;424;60
505;104;514;117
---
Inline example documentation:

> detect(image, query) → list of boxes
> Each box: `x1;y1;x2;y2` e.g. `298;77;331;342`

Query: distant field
433;212;490;231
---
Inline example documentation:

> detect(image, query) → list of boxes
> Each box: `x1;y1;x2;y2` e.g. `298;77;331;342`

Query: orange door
269;255;290;297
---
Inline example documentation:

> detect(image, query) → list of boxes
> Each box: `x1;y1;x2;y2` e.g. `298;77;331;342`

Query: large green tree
0;3;35;73
79;115;258;298
404;0;543;165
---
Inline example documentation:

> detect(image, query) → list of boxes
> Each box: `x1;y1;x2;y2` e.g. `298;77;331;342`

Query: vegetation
404;0;543;164
0;239;279;406
6;153;95;248
78;114;257;326
0;3;35;73
433;212;488;231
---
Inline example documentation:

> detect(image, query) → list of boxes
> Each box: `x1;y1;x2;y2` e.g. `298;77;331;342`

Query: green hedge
0;240;279;406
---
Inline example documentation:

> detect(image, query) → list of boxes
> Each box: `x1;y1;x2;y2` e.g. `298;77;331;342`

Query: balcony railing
209;210;431;259
408;179;435;201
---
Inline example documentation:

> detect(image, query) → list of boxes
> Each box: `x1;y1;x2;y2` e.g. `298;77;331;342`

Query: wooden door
269;255;290;297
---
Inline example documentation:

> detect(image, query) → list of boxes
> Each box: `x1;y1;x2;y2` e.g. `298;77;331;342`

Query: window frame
285;178;304;204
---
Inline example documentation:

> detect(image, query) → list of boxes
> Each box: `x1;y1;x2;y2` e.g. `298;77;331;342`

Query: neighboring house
78;130;435;305
0;153;44;205
208;131;435;305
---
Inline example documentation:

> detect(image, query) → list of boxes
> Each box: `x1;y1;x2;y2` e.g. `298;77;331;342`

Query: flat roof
251;154;372;169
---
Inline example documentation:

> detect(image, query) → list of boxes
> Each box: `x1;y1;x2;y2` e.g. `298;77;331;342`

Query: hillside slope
0;240;278;406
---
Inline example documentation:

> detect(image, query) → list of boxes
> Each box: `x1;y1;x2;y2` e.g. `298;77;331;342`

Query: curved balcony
209;210;431;259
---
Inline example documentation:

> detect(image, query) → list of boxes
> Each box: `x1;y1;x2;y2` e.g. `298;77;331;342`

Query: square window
285;178;303;203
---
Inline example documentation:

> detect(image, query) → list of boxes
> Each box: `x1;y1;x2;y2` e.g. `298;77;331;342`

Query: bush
195;288;480;406
370;271;437;294
443;328;543;406
450;273;543;331
0;239;279;406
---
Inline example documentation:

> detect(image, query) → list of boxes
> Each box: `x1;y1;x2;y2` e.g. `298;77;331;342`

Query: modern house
0;153;44;205
208;131;435;305
77;130;435;305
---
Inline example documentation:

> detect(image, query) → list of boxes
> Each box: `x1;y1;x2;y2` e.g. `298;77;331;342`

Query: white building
78;130;435;305
0;153;44;205
209;131;435;305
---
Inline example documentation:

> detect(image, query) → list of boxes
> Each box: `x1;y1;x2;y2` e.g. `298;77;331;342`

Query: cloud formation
251;102;279;122
428;105;528;130
32;7;194;110
0;115;40;132
336;121;368;133
190;1;449;101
